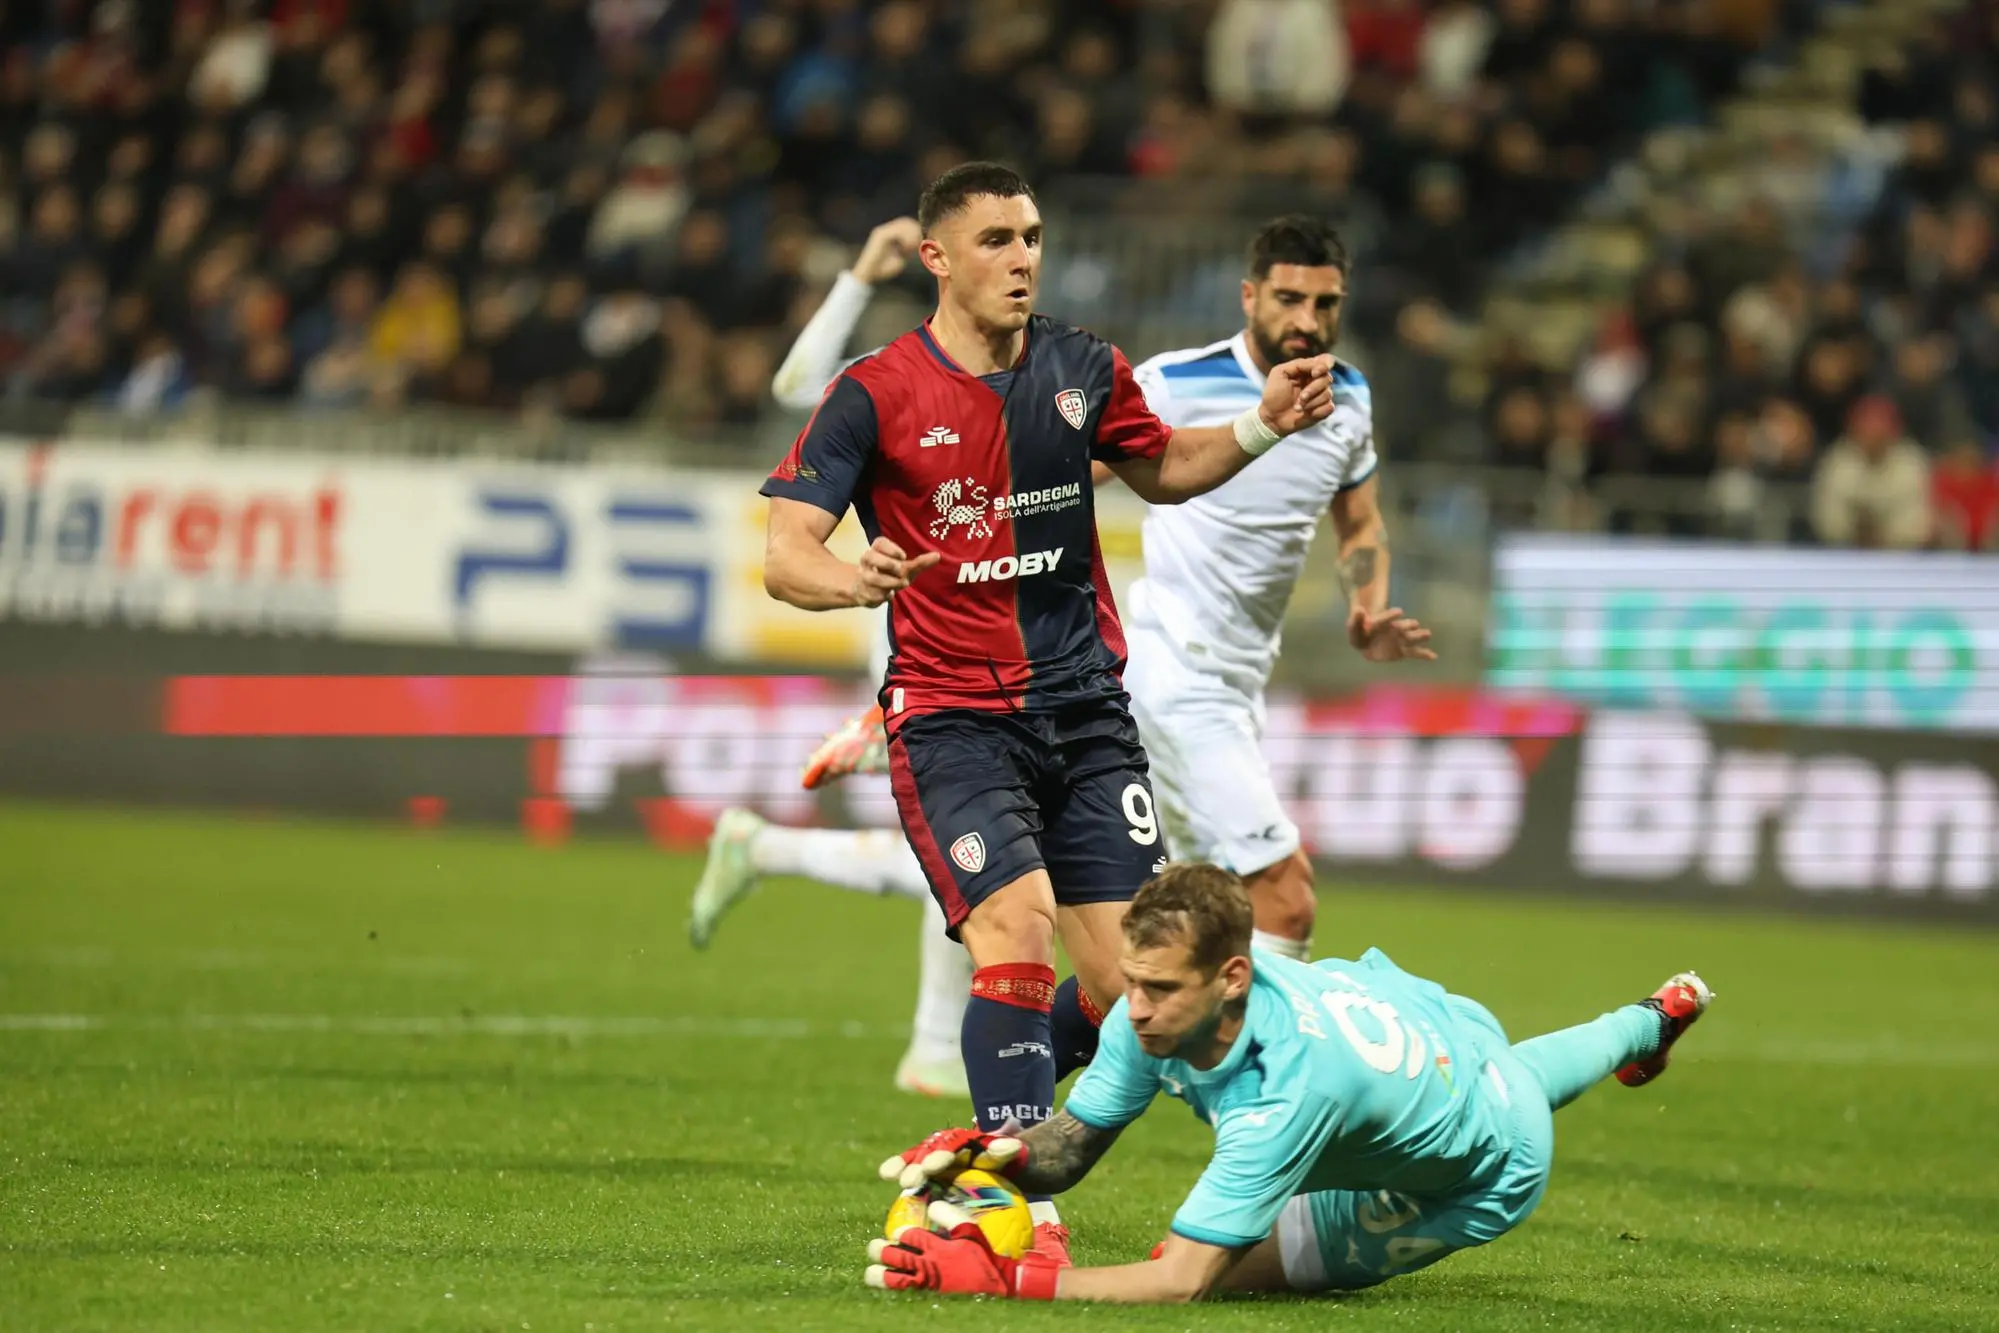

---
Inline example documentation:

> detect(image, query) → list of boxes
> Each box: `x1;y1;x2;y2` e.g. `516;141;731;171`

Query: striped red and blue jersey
761;315;1171;731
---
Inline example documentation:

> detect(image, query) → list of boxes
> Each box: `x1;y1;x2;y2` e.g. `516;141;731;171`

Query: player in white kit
1124;216;1434;960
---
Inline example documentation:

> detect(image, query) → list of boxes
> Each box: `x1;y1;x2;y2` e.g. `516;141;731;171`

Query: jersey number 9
1122;782;1158;846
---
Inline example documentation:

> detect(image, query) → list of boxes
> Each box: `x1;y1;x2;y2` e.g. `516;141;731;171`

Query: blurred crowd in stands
1;0;1994;549
1481;1;1999;549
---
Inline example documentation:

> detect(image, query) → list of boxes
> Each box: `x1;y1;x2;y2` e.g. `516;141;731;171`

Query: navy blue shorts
888;702;1164;937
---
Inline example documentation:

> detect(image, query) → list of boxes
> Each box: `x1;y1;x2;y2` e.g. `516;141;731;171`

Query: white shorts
1123;623;1299;876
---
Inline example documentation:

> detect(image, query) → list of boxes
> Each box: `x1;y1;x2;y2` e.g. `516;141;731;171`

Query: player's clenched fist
852;217;922;285
878;1127;1025;1190
851;536;940;608
1257;353;1335;437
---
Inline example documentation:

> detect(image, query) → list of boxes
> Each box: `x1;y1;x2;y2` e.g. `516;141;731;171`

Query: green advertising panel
1487;536;1999;731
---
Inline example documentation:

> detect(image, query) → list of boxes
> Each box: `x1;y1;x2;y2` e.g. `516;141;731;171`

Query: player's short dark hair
1248;215;1348;280
1123;863;1254;975
918;161;1036;234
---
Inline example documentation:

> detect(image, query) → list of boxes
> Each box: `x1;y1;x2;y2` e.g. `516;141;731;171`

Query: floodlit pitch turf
2;803;1996;1331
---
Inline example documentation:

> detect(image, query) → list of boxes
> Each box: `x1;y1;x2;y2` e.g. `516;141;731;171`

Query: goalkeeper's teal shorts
1273;1003;1555;1292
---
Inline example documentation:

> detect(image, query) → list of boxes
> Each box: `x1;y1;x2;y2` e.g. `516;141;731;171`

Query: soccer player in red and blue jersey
759;162;1335;1257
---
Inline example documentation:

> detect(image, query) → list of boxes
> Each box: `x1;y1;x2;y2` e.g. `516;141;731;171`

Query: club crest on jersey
1055;388;1087;430
929;476;993;541
951;831;987;874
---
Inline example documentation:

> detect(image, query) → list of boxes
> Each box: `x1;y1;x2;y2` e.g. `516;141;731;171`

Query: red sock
963;964;1057;1134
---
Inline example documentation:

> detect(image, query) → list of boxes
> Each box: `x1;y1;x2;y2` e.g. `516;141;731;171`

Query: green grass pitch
3;801;1996;1331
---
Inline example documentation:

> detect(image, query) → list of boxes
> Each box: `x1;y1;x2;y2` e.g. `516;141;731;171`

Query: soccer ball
883;1166;1034;1259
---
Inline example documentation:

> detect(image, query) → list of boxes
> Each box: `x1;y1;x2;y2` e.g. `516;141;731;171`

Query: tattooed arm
1331;473;1436;663
1010;1111;1125;1195
1330;472;1389;616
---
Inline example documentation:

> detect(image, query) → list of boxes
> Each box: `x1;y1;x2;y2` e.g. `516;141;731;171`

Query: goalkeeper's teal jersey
1064;947;1519;1249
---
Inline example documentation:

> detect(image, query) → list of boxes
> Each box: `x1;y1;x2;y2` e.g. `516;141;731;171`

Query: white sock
1252;929;1312;962
908;895;972;1063
749;826;930;900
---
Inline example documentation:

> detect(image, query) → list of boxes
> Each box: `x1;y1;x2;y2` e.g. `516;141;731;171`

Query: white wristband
1233;406;1282;457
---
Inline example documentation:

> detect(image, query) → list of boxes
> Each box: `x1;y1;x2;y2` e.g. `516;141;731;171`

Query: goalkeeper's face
1242;263;1346;371
1119;939;1253;1062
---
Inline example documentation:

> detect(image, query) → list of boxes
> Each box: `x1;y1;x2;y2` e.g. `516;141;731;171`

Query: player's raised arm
770;217;920;410
1099;353;1335;504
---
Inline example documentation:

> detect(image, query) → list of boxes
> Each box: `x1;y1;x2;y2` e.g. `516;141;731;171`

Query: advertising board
0;439;354;635
1488;535;1999;732
0;440;1154;669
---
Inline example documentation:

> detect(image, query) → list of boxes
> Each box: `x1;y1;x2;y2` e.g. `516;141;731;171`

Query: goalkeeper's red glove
865;1203;1063;1300
877;1126;1026;1190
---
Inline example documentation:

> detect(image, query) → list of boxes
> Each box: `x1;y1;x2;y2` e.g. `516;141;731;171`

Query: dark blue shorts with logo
886;700;1163;938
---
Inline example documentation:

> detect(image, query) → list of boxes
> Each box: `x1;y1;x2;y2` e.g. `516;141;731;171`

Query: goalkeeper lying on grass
869;862;1712;1303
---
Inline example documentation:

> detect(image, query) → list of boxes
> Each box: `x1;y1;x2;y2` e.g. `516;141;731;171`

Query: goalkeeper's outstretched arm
1008;1111;1124;1195
770;217;920;410
1047;1233;1246;1304
1006;1112;1254;1306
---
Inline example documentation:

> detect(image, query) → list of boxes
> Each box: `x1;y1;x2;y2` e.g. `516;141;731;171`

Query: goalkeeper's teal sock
1510;1005;1664;1111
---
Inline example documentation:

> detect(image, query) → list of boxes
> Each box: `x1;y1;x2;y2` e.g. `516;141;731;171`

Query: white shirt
1811;436;1933;550
191;24;273;109
1420;4;1496;104
1206;0;1350;116
1129;333;1378;689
